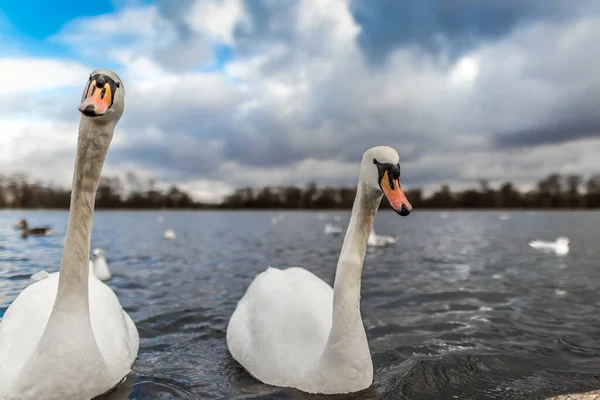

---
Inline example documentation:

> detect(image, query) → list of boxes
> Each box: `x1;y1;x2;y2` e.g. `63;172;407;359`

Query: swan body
0;69;138;400
227;146;412;394
528;236;570;256
0;272;138;398
324;223;342;235
163;229;176;240
367;229;397;247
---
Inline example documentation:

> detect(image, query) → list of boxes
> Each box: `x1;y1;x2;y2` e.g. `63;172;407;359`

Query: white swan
323;223;342;235
226;146;412;394
528;236;570;256
367;228;397;247
91;248;111;281
163;229;176;240
0;69;138;400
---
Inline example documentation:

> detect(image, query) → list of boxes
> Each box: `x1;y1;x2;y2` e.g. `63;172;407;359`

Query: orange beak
78;78;113;117
380;170;412;216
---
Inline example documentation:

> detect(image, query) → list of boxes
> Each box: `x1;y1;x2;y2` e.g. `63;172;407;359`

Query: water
1;210;600;400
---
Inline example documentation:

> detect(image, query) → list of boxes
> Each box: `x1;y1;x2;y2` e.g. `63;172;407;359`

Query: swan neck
320;182;380;365
53;118;113;315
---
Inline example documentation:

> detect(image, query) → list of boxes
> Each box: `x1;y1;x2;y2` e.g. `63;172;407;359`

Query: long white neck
45;117;114;325
318;182;381;372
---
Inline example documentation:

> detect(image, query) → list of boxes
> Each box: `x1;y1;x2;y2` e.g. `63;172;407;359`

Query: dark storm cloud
349;0;594;65
494;119;600;149
492;88;600;148
234;0;299;48
108;141;222;179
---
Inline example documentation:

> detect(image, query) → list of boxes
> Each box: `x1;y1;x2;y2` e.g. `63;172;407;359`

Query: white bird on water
528;236;570;256
226;146;412;395
367;229;397;247
163;229;176;240
324;223;342;235
0;69;138;400
91;248;111;281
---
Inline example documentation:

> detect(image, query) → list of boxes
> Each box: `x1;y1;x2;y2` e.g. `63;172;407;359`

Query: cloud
349;0;598;65
4;0;600;202
0;58;89;94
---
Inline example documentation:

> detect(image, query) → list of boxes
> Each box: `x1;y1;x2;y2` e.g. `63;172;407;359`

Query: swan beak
79;77;112;117
380;171;412;216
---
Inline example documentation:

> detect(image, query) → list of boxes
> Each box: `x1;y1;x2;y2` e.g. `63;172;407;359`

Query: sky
0;0;599;202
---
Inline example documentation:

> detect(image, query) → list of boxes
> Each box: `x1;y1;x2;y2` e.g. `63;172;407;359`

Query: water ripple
2;210;600;399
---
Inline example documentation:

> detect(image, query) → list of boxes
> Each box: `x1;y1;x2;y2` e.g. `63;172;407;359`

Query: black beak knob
399;204;411;216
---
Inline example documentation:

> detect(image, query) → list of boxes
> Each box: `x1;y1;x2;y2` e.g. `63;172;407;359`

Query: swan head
360;146;412;216
556;237;570;246
78;68;124;123
92;248;104;258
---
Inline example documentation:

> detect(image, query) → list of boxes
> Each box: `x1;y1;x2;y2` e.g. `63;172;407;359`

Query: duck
0;69;139;400
163;229;176;240
528;236;570;256
226;146;412;394
16;219;52;237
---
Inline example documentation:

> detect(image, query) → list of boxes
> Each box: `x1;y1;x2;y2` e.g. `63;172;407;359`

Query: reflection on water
1;210;600;399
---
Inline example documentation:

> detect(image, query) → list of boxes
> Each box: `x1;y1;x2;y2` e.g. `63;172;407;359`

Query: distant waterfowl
324;223;342;235
91;248;111;281
164;229;176;240
271;215;284;225
367;228;397;247
227;146;412;394
0;69;138;400
528;236;570;256
16;219;52;237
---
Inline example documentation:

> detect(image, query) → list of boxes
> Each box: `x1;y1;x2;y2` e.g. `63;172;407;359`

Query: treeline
2;173;600;210
0;173;206;210
222;174;600;210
